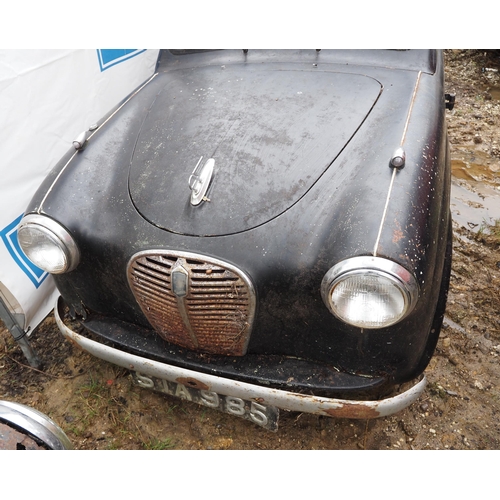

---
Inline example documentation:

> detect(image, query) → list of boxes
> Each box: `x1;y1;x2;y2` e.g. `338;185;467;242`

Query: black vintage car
19;50;452;430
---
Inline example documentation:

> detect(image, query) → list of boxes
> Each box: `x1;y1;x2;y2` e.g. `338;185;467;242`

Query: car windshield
169;49;220;55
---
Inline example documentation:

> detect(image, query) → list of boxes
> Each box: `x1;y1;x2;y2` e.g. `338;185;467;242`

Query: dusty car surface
19;50;452;430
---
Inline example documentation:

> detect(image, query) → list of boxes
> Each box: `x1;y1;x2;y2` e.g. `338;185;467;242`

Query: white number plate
132;372;279;431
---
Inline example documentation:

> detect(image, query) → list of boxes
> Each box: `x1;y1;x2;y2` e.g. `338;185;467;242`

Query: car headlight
18;214;79;274
321;256;418;329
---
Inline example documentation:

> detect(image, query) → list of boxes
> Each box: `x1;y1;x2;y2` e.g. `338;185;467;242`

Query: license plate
131;372;279;431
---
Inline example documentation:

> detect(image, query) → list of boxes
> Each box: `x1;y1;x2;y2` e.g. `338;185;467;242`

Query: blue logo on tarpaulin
97;49;147;71
0;214;49;289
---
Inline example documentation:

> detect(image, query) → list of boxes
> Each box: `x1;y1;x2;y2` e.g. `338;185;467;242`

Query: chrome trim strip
373;167;397;257
400;71;422;146
172;261;200;348
94;73;158;134
38;73;158;213
55;297;426;420
38;151;78;214
373;71;422;256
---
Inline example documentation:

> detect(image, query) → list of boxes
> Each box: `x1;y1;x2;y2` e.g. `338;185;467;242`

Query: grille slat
134;264;172;282
128;251;255;356
134;277;171;293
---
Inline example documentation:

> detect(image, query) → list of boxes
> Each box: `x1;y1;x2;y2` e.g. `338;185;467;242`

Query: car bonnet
128;64;382;236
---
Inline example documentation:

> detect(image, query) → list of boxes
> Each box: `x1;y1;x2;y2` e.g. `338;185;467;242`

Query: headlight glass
18;214;79;274
321;257;418;329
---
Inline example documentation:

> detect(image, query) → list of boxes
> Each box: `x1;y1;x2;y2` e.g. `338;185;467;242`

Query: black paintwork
25;50;452;398
129;65;382;235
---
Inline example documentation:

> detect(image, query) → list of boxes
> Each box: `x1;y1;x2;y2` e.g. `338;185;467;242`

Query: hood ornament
188;156;214;206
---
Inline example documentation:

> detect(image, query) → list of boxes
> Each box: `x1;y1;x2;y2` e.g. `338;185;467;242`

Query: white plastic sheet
0;49;159;333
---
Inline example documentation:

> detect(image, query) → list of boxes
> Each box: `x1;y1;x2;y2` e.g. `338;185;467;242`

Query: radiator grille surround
127;251;256;356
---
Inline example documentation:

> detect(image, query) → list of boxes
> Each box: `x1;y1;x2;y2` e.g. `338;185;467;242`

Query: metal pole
0;296;41;369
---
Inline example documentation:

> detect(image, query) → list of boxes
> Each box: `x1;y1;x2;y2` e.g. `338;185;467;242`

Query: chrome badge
188;156;214;206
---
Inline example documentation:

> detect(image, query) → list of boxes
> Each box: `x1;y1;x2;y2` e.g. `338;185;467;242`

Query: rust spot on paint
176;377;210;391
324;404;381;419
392;228;404;244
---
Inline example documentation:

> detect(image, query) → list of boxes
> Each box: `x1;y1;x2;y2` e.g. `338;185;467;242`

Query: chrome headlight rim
18;213;80;274
321;256;419;329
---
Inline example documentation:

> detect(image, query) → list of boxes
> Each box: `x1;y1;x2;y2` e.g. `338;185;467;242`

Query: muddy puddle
488;86;500;101
451;148;500;230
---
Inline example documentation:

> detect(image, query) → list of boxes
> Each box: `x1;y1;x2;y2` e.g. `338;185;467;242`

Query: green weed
143;437;175;450
477;218;500;244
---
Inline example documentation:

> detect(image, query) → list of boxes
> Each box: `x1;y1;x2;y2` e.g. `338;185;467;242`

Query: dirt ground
1;50;500;450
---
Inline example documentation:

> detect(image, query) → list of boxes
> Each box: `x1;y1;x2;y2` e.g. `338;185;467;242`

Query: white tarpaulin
0;49;160;333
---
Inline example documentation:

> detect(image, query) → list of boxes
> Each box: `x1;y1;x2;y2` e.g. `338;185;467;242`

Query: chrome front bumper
55;297;426;420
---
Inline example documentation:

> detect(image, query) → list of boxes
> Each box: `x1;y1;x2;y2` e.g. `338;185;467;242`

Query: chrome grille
127;251;256;356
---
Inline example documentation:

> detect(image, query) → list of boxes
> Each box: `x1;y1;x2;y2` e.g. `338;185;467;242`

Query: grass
69;375;109;434
78;374;107;400
144;437;175;450
68;371;180;449
78;375;109;419
143;437;175;450
487;219;500;239
476;218;500;244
